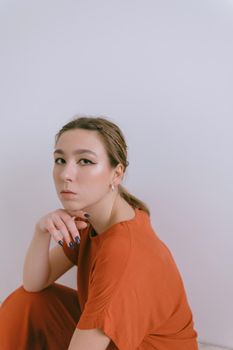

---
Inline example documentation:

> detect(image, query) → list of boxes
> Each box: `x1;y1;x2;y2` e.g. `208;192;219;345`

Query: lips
61;190;76;194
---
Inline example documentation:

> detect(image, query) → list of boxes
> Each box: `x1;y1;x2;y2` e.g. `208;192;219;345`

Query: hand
35;208;89;247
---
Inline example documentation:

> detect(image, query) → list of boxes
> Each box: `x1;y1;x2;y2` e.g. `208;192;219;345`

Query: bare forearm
68;328;110;350
23;225;51;292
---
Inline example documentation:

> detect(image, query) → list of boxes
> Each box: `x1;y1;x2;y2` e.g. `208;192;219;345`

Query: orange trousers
0;283;81;350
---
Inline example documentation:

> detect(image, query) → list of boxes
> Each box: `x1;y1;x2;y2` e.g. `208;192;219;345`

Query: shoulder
92;228;132;280
99;226;132;257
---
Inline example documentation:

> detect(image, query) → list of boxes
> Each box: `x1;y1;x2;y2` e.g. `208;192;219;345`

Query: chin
62;202;87;214
61;201;79;209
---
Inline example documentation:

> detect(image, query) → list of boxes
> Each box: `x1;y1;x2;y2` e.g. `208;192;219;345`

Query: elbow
22;279;49;293
22;273;50;293
22;283;42;293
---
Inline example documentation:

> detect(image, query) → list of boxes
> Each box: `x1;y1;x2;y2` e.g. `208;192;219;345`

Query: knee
1;284;55;312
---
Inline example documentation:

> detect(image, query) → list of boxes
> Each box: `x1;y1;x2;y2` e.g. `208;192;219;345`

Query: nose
59;162;76;182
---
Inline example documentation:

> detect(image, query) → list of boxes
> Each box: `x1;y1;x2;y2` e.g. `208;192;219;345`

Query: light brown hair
55;115;150;216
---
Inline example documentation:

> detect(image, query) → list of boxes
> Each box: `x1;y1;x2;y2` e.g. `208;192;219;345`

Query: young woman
0;116;198;349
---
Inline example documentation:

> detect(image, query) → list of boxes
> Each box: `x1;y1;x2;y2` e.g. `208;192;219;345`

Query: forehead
55;129;106;155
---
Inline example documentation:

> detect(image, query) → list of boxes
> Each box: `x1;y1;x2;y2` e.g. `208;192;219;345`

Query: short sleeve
77;230;146;350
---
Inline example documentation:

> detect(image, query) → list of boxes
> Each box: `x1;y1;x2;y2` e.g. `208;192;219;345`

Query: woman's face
53;128;117;215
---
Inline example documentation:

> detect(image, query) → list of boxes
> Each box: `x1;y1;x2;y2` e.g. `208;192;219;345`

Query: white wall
0;1;232;348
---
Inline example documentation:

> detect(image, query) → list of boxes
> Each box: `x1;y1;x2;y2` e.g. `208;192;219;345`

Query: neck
84;191;131;235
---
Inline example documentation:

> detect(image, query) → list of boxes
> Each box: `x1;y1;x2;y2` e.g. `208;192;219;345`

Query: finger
54;231;64;247
58;209;91;229
52;216;75;248
46;220;66;246
55;209;90;245
73;220;89;244
63;216;82;244
75;220;89;230
59;208;90;221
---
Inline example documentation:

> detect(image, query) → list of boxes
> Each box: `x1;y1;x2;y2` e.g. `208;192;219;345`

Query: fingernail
69;241;75;249
58;240;63;247
84;213;90;218
74;236;80;244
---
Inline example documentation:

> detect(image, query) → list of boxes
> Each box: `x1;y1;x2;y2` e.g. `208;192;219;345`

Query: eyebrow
53;148;97;157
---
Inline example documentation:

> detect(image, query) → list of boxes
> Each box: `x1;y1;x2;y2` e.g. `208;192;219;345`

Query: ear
112;163;125;186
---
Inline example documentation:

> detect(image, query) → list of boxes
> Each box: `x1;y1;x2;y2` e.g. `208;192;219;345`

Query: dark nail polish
75;236;80;244
69;241;75;249
58;240;63;247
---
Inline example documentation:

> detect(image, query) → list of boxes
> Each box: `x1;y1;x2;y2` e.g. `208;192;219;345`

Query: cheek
90;164;111;180
52;168;56;181
52;168;59;183
81;165;111;188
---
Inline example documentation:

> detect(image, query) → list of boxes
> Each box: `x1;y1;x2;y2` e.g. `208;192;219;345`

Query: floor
199;343;232;350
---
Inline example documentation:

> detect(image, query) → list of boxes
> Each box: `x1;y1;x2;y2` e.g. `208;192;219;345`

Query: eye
54;158;64;164
79;158;94;165
54;158;94;166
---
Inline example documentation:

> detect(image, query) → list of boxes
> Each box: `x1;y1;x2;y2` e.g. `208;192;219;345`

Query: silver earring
111;184;115;191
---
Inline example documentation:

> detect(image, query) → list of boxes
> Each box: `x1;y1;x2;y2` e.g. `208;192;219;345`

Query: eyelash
54;158;94;166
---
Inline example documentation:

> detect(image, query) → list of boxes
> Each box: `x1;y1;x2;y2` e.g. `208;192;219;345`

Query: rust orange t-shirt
62;208;198;350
